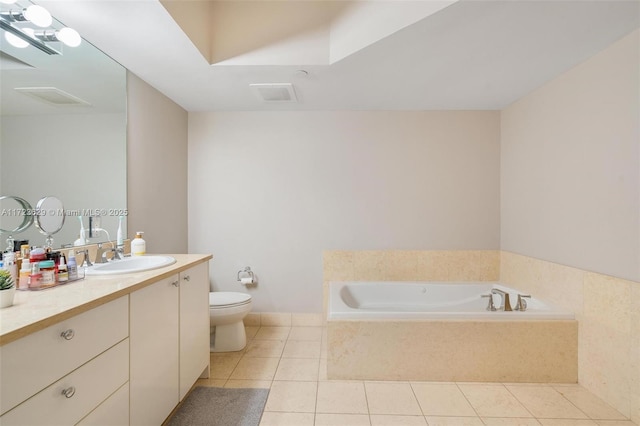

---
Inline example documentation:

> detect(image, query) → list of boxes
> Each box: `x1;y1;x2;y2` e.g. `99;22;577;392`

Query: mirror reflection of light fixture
0;2;81;55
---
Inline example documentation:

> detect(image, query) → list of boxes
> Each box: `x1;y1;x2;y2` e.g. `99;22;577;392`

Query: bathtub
329;281;574;320
327;281;578;383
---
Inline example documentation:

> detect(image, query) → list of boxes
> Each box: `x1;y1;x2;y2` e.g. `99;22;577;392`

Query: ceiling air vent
14;87;91;106
250;83;298;103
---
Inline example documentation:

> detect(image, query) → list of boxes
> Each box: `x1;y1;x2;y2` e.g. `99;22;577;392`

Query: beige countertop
0;254;212;346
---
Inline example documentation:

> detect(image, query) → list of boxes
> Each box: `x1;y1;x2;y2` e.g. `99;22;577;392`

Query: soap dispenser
131;232;146;256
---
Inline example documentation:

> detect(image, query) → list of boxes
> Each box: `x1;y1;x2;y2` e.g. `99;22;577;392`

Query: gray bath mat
167;387;269;426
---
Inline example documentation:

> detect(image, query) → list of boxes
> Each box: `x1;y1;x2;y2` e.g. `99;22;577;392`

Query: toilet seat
209;292;251;309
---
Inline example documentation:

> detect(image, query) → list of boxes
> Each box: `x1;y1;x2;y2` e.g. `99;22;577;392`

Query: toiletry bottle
19;259;30;290
39;260;56;288
30;262;42;289
131;232;146;256
57;254;68;283
67;250;78;281
116;216;124;250
30;247;46;264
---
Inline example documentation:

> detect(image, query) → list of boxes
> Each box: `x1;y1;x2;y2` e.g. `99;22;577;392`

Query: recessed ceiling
40;0;640;112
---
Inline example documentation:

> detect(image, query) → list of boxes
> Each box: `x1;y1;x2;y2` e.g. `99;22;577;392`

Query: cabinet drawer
77;382;129;426
0;338;129;425
0;296;129;415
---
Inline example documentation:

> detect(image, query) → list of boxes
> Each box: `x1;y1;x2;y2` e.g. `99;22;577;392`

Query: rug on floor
166;387;270;426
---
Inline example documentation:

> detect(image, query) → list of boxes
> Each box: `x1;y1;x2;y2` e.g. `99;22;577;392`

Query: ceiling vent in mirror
250;83;298;103
14;87;91;106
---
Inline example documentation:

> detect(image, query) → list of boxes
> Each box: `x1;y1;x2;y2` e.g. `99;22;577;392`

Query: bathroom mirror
0;1;127;248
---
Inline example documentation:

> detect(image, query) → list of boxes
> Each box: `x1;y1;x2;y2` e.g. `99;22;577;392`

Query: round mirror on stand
34;196;65;249
0;196;34;252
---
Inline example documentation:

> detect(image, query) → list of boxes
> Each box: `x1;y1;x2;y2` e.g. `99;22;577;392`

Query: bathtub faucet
514;294;531;311
491;288;512;311
481;293;497;311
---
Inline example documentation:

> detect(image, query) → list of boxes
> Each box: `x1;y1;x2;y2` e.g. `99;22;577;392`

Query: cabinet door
179;262;210;400
130;275;179;426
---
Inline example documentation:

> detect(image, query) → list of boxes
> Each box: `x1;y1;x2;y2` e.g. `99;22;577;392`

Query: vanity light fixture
2;5;51;27
0;2;81;55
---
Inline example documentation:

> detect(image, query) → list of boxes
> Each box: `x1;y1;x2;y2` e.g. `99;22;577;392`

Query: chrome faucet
94;243;111;264
481;293;497;311
514;294;531;311
103;246;125;262
491;288;512;311
114;245;125;260
76;249;92;268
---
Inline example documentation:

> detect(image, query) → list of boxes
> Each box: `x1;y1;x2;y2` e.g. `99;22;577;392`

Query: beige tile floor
196;326;637;426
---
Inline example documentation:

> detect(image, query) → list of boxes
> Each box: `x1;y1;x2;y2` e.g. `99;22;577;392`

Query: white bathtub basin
85;255;176;275
329;281;575;320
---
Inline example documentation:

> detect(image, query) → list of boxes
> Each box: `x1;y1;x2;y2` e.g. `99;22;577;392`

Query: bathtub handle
515;294;531;311
481;294;497;311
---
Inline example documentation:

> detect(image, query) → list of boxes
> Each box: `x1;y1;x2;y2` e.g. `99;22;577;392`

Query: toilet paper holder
237;267;256;285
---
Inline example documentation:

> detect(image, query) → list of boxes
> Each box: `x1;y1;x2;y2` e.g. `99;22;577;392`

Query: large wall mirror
0;0;127;249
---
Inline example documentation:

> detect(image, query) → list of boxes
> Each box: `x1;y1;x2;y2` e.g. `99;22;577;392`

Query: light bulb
24;5;52;27
5;27;36;48
4;31;28;48
56;27;81;47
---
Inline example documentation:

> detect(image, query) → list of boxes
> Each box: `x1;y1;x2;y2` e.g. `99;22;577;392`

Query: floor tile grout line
314;355;321;426
502;382;559;421
454;382;484;421
408;381;427;418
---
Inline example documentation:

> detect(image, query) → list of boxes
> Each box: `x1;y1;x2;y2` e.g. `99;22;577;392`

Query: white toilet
209;292;252;352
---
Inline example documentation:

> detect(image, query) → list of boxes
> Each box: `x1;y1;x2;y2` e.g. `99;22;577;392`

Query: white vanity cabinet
179;262;210;399
0;255;211;426
130;263;210;425
0;296;129;425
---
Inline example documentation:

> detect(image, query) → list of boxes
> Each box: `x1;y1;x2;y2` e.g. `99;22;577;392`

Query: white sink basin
85;255;176;275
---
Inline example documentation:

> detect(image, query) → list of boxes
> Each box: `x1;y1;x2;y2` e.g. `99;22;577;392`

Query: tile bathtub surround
197;325;636;425
322;250;500;282
500;251;640;424
327;319;578;383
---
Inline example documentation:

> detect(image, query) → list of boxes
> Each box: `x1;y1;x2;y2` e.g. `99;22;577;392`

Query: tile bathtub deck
196;326;637;426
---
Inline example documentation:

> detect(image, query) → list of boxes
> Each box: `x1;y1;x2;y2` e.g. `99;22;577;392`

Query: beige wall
127;72;188;254
188;111;501;312
500;30;640;423
501;30;640;282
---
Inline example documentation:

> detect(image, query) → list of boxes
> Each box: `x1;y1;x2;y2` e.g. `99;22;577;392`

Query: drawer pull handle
62;387;76;398
183;275;190;282
60;329;75;340
172;281;180;287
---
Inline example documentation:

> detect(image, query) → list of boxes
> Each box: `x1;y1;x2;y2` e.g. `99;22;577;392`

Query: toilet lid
209;292;252;308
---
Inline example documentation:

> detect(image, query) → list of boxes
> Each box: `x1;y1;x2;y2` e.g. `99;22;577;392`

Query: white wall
127;72;188;254
501;30;640;282
189;111;500;312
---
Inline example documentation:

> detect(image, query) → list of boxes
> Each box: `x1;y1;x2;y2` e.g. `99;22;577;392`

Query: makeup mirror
34;196;65;248
0;195;34;251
